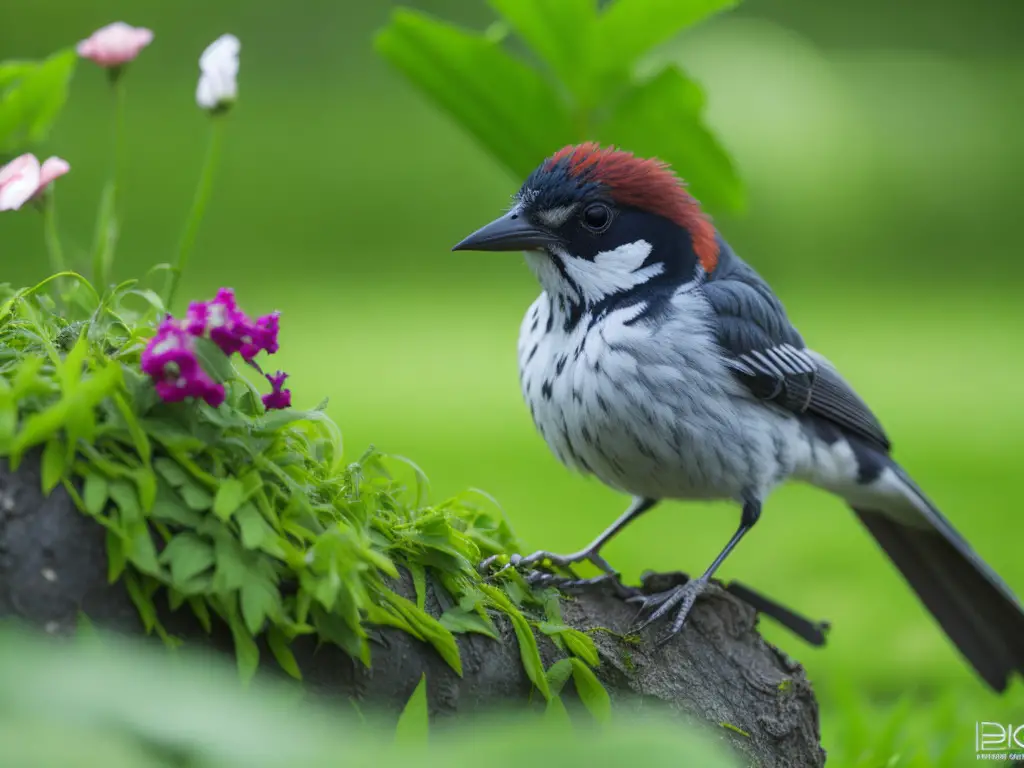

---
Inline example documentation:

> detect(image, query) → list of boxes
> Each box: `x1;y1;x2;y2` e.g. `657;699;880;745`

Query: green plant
376;0;743;213
0;22;603;708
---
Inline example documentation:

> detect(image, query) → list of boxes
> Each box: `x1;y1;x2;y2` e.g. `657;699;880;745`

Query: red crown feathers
546;143;719;273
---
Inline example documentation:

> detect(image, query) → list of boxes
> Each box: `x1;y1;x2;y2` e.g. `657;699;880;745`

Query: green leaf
544;692;573;726
82;472;109;516
150;495;202;527
375;9;573;180
382;592;462;676
180;483;214;511
106;529;127;583
394;674;429;746
192;337;235;384
153;457;190;487
569;657;611;723
409;562;427;611
439;607;499;640
228;612;260;685
112;392;151;463
267;626;302;680
40;436;66;494
488;0;597;102
126;523;162;576
160;533;215;586
213;478;245;520
0;48;77;152
236;503;270;549
545;658;574;694
597;66;743;213
109;479;142;524
593;0;737;94
481;585;551;699
241;578;280;635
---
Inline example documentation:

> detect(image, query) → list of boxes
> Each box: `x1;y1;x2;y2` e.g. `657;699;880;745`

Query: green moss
0;275;598;696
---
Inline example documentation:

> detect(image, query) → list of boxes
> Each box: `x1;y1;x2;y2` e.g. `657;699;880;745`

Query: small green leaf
569;657;611;723
545;658;573;694
267;626;302;680
192;337;235;384
82;472;109;516
151;495;202;527
181;483;214;511
106;530;126;583
241;578;280;635
375;9;573;180
481;585;550;700
439;607;499;639
40;436;66;494
544;693;572;726
154;457;190;487
394;674;429;745
410;562;427;611
188;596;213;633
126;522;162;576
109;479;141;524
236;503;270;549
213;478;245;520
160;533;215;586
228;612;260;685
383;592;463;677
123;572;159;634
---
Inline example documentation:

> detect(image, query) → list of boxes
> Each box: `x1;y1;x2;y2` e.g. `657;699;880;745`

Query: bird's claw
478;548;638;597
629;577;710;642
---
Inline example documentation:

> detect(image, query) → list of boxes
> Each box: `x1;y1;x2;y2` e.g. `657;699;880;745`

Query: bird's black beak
452;211;560;253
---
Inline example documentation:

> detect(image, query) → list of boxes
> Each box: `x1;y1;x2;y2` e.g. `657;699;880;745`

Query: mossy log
0;457;825;767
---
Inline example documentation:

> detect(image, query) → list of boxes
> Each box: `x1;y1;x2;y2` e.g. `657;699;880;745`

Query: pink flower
240;311;280;361
262;371;291;411
184;289;280;361
77;22;154;68
141;318;225;407
0;154;71;211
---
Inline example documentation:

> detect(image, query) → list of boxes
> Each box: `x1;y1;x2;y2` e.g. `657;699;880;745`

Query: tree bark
0;457;824;767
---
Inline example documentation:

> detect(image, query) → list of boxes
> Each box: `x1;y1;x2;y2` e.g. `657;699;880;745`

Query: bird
452;142;1024;692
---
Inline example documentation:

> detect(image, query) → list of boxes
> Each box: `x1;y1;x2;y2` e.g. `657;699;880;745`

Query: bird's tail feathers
851;464;1024;692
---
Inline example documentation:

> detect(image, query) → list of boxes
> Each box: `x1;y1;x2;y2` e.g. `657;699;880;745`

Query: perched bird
453;142;1024;691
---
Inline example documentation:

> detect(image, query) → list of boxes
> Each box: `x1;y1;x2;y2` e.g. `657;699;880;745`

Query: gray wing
703;277;892;454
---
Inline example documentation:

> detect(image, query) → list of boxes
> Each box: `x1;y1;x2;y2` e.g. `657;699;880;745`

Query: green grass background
3;0;1024;763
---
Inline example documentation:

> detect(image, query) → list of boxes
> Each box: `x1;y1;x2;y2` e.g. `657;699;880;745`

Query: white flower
195;34;240;112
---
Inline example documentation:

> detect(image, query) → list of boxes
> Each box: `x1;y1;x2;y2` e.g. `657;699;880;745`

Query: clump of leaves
0;275;600;701
376;0;743;213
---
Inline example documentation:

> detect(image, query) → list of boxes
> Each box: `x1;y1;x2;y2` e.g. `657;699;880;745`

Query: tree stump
0;457;825;767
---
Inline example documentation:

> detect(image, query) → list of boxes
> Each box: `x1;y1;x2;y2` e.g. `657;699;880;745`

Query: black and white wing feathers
703;277;891;454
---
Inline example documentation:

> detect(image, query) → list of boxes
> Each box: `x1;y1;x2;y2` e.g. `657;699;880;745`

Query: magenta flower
0;154;70;211
185;288;280;361
77;22;154;68
141;318;225;407
262;371;291;411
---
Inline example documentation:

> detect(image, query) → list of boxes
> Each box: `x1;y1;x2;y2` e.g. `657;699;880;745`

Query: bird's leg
479;497;658;589
631;498;762;643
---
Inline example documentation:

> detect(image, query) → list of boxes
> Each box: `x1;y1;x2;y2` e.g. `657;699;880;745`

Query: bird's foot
478;548;638;598
628;576;711;645
479;546;617;578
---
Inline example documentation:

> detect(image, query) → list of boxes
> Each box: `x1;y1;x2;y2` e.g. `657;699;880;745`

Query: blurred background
3;0;1023;761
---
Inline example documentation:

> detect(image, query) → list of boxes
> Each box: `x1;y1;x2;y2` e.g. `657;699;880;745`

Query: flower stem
43;194;66;275
166;117;225;309
91;74;125;292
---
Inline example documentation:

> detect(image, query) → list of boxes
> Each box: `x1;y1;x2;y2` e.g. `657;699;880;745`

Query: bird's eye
581;203;612;233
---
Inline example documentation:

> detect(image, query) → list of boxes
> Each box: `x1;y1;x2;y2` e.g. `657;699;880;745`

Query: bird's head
453;143;719;309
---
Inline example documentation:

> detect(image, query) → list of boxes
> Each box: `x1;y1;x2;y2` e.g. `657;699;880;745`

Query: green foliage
395;674;430;745
375;0;743;213
0;626;740;766
0;48;77;154
0;274;601;703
